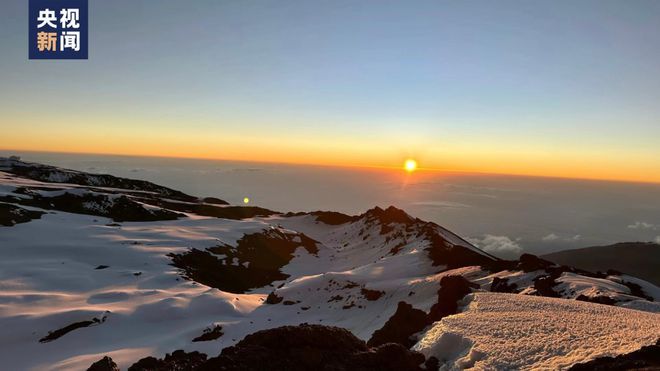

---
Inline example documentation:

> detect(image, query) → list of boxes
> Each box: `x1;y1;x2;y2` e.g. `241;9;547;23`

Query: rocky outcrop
192;325;224;342
428;275;477;321
169;229;319;293
39;315;107;343
311;211;359;225
87;356;119;371
490;277;518;293
2;190;182;222
367;302;431;348
568;339;660;370
0;203;44;226
128;350;207;371
2;158;198;202
368;275;476;348
125;324;427;371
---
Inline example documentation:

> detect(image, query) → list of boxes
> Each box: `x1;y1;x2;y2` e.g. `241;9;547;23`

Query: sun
404;159;417;173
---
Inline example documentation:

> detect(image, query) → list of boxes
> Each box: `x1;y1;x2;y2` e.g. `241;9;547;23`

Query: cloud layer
627;221;658;230
468;235;522;256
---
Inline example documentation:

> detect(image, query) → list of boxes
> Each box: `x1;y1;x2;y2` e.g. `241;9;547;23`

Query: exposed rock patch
368;275;476;348
428;275;477;321
39;315;107;343
361;288;385;301
192;325;224;342
124;324;427;371
490;277;518;293
3;191;182;222
367;302;431;348
311;211;358;225
128;350;207;371
0;203;44;226
170;229;319;293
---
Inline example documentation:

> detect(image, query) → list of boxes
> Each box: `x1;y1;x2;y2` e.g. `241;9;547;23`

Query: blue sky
2;0;660;181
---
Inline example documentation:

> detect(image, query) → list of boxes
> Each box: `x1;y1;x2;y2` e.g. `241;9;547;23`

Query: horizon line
2;147;660;187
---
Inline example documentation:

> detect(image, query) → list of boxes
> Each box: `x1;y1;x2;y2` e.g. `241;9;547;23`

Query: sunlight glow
404;159;417;173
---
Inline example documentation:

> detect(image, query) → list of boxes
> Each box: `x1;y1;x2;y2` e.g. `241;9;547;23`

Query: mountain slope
542;242;660;286
0;157;657;370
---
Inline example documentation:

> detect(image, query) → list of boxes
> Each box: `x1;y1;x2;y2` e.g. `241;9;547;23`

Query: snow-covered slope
0;158;658;370
414;292;660;370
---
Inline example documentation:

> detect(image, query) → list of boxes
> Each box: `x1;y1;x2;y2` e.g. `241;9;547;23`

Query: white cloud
627;221;657;230
656;236;660;244
541;233;581;242
542;233;559;241
469;235;522;255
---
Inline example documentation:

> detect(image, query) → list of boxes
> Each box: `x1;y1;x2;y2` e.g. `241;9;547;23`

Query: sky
1;0;660;182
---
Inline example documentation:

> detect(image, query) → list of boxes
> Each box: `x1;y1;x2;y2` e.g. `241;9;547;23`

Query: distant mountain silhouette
542;242;660;286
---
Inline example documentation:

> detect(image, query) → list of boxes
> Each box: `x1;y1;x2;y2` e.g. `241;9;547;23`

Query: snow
0;207;453;370
554;272;636;301
414;292;660;370
1;161;659;370
619;274;660;300
0;212;270;370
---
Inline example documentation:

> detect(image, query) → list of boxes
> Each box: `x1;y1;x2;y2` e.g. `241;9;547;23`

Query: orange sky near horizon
2;127;660;185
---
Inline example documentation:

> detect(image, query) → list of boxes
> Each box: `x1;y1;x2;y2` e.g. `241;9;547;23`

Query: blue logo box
29;0;88;59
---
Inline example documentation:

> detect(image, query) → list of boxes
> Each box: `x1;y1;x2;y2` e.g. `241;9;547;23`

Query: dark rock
0;203;44;227
310;211;358;225
519;253;555;272
368;275;475;349
490;277;518;293
362;206;414;225
201;197;229;205
423;224;496;269
367;302;431;348
361;288;385;301
265;292;284;304
424;356;440;371
128;350;207;371
568;339;660;370
192;325;223;342
39;316;106;343
122;324;429;370
428;275;476;322
94;265;110;270
169;229;319;293
533;275;560;298
576;295;617;306
200;324;426;371
87;356;119;371
620;280;654;302
4;191;182;222
136;196;275;220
